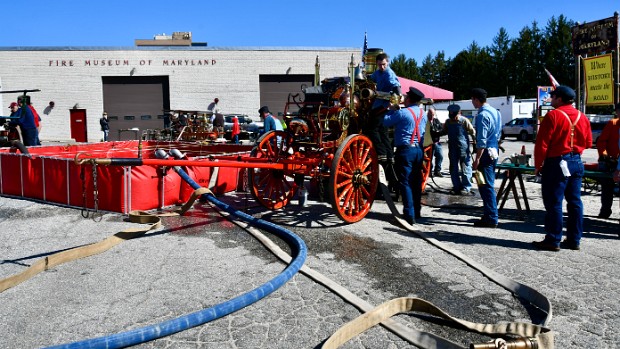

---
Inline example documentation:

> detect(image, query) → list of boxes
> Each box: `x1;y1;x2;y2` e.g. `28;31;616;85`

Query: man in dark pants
471;88;501;228
595;103;619;218
532;86;592;251
383;87;427;224
100;112;109;141
444;104;476;195
427;107;444;177
9;101;39;146
368;52;401;192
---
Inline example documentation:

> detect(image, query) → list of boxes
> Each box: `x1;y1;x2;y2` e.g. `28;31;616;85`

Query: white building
0;37;359;142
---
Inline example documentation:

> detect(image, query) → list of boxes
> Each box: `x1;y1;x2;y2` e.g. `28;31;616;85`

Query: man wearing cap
0;102;19;128
8;102;19;117
471;88;501;228
369;53;401;189
383;87;427;225
444;104;476;195
595;103;620;218
533;85;592;251
258;106;282;136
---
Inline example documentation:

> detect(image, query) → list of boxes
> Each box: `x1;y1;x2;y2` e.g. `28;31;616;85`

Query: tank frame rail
75;130;379;224
75;152;318;173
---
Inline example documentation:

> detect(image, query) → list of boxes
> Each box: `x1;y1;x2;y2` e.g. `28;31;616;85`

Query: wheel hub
352;170;370;187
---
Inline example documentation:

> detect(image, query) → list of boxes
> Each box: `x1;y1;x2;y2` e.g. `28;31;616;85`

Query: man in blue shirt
258;106;283;135
9;100;39;146
369;53;401;191
383;87;427;225
471;88;501;228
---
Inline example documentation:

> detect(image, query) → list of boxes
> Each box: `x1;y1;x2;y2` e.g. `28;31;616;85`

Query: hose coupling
470;337;537;349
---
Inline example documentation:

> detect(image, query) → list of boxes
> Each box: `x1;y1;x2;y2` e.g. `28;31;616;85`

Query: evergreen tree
542;15;576;87
489;28;512;97
394;13;582;101
390;53;420;81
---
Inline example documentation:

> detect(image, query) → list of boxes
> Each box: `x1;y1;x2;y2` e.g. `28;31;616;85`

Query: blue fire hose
46;154;307;349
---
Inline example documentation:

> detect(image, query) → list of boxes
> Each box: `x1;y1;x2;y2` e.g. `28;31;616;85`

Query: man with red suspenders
383;87;427;225
533;85;592;251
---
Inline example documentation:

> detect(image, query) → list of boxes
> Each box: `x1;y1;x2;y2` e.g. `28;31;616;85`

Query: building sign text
48;59;217;67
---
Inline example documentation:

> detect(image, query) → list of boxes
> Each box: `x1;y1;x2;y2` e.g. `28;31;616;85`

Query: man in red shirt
533;86;592;251
595;103;620;218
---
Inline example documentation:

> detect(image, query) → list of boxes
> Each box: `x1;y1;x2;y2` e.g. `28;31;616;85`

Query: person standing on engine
532;85;592;251
471;88;501;228
383;87;426;225
444;104;476;195
368;53;401;190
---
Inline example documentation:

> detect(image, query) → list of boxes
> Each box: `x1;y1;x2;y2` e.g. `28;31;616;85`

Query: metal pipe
74;154;287;170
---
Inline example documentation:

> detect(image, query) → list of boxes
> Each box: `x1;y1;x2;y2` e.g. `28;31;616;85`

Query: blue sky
2;0;617;63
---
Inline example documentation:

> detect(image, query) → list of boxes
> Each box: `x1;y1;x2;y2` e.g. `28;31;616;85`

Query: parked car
501;118;536;141
223;114;260;141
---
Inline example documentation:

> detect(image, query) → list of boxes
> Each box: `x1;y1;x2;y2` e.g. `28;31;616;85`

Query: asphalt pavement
1;139;619;349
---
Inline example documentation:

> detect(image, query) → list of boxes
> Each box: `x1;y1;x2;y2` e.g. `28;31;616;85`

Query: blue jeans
541;153;584;245
478;151;498;224
449;151;472;192
395;144;424;220
433;142;443;173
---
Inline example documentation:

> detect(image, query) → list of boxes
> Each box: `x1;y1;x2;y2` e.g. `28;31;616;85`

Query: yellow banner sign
583;54;614;106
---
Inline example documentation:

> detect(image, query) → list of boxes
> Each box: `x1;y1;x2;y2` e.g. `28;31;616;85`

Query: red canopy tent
398;77;453;101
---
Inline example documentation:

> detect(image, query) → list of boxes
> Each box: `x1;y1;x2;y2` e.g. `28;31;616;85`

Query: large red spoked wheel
329;134;378;223
249;130;297;210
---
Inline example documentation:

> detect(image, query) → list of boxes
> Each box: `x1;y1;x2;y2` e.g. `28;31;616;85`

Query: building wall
0;47;359;142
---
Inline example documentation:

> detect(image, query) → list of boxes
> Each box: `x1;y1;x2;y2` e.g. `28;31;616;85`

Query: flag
544;68;560;89
362;32;368;57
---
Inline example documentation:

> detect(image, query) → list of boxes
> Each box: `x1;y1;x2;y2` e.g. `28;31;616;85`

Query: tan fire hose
0;187;211;293
321;168;554;348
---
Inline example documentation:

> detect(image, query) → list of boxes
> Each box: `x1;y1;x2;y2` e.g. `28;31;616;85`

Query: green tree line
390;15;576;101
